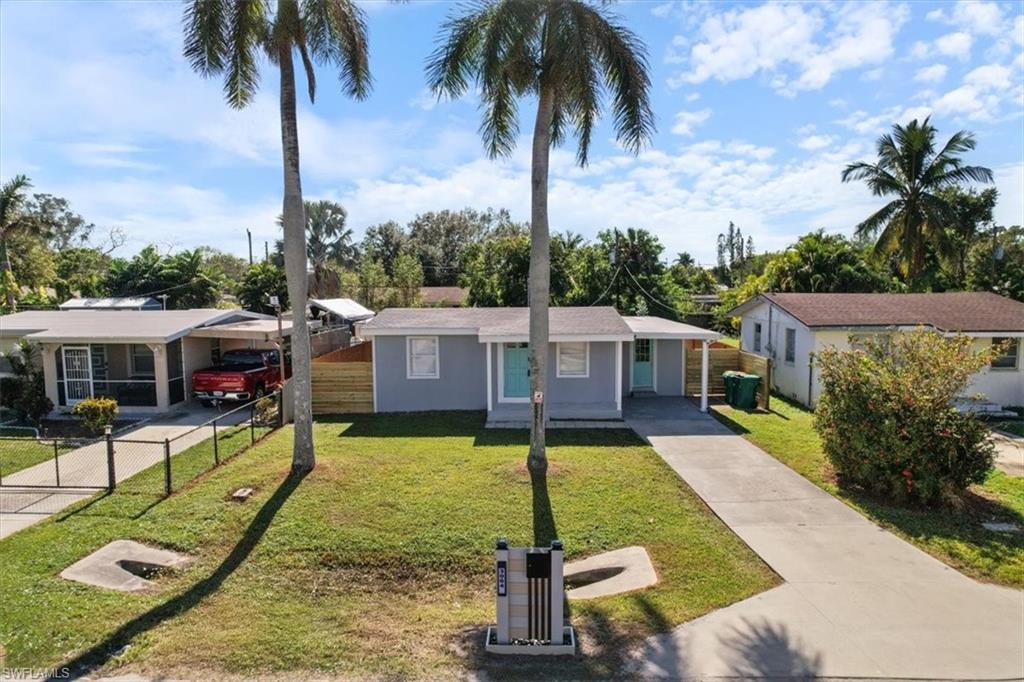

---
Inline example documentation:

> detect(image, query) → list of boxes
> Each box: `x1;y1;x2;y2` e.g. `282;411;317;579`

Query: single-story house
728;292;1024;409
360;307;720;423
59;297;162;311
0;308;311;415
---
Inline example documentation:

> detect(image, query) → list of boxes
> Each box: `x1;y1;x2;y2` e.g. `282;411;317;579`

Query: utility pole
270;295;287;388
247;229;253;265
265;241;269;263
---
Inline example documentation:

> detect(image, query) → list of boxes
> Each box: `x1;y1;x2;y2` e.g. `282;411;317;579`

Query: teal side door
503;343;530;398
633;339;653;388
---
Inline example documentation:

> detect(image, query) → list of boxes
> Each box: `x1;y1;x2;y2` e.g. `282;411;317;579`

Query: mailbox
486;539;576;655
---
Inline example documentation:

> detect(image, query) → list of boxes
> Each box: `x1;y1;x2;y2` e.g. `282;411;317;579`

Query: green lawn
712;397;1024;587
998;421;1024;437
0;412;776;680
0;436;71;479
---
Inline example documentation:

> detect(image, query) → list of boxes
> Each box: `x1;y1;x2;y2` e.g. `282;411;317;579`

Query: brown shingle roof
757;292;1024;332
363;306;632;337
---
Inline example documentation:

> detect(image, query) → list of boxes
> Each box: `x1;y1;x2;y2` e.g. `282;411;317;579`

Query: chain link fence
0;392;283;499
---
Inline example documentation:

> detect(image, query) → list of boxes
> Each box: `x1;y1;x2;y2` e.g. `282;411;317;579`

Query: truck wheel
254;384;266;399
201;399;215;408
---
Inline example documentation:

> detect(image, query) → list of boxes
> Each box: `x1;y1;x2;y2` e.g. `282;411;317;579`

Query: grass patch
0;436;82;479
997;421;1024;437
0;412;775;680
713;396;1024;587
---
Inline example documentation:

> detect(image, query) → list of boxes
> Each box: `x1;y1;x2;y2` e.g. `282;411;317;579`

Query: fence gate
311;341;374;414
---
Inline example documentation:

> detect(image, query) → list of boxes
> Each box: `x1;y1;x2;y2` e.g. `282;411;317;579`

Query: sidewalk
624;397;1024;681
0;405;250;539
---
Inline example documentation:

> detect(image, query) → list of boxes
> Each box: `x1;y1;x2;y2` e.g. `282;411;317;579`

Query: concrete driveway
0;403;251;539
625;397;1024;681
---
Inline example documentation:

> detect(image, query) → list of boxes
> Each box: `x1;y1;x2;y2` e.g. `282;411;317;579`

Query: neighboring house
0;309;311;415
308;298;375;325
59;297;162;311
360;307;720;424
728;292;1024;409
418;287;469;307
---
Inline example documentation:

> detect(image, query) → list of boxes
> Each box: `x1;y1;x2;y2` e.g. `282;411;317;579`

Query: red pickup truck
192;349;285;406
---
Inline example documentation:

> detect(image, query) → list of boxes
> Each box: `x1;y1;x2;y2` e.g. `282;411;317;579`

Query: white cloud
935;31;974;60
935;1;1006;36
671;108;712;137
798;135;835;151
914;63;948;83
685;92;701;102
673;2;908;95
408;88;439;112
64;142;159;170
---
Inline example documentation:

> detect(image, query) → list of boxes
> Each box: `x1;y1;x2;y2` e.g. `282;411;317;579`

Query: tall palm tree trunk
278;42;315;473
1;236;15;312
527;87;554;475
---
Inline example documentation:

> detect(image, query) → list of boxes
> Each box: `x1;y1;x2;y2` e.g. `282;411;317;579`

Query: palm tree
282;200;357;297
0;175;34;311
841;118;993;285
184;0;370;473
428;0;654;475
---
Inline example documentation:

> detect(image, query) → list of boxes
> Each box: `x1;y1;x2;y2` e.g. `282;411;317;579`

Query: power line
588;265;623;306
622;265;682;316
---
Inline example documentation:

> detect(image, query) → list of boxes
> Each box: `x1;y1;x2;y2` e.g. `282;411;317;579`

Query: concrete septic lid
60;540;192;592
564;546;657;600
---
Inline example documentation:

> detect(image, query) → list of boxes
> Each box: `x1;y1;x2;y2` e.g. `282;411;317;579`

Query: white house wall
741;302;1024;409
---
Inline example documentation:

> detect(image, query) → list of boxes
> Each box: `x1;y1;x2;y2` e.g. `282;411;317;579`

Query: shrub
814;330;996;506
0;341;53;424
72;397;119;436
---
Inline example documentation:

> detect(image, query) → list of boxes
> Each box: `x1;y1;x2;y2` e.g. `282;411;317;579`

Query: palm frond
224;0;267;109
426;3;490;98
183;0;229;76
853;199;902;239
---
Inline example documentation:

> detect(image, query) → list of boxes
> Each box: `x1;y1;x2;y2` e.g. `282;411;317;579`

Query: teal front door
633;339;653;388
503;343;530;399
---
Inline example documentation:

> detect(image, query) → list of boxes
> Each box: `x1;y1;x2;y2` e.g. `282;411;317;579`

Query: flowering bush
72;397;119;436
814;330;996;506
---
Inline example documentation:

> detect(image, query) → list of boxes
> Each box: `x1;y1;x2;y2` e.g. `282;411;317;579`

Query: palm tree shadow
719;618;823;678
529;468;557;546
60;469;308;677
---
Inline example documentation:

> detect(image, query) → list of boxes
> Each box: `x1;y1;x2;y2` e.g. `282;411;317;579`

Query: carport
621;316;721;412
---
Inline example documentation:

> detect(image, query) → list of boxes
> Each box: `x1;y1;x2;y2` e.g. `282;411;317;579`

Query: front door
503;343;529;399
633;339;653;388
63;346;93;405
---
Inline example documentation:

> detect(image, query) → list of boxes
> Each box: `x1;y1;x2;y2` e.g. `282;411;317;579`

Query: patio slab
60;539;192;591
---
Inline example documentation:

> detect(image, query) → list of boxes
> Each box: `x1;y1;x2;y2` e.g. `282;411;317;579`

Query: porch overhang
622;316;721;341
188;319;321;342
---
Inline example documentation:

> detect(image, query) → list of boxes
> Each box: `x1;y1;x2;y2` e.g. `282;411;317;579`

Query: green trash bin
734;373;761;409
722;371;740;405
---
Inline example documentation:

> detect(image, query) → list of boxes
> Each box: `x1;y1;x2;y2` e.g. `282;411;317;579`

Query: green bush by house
71;397;119;436
815;331;996;506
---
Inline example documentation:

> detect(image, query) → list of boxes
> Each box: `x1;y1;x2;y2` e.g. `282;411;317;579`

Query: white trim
555;341;589;378
486;342;493;412
480;333;633;344
615;341;622;412
371;339;378;413
680;340;686;396
497;342;530;403
700;340;710;412
405;335;440;379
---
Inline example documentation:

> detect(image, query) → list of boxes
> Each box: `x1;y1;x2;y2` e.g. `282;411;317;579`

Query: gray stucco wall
375;335;487;412
489;341;618;408
655;339;683;396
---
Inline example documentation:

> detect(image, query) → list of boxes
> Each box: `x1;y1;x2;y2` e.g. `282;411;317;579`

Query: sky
1;0;1022;267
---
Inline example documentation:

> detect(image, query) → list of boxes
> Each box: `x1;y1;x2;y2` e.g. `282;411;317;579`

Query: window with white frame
784;328;796;364
406;336;439;379
557;342;589;378
130;344;155;377
991;337;1020;370
753;323;762;352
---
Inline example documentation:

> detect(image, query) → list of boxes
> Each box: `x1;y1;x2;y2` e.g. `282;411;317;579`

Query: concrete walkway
993;430;1023;477
0;404;251;539
625;397;1024;681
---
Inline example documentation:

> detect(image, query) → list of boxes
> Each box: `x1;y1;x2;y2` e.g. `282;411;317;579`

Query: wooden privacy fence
685;348;771;409
311;342;373;414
